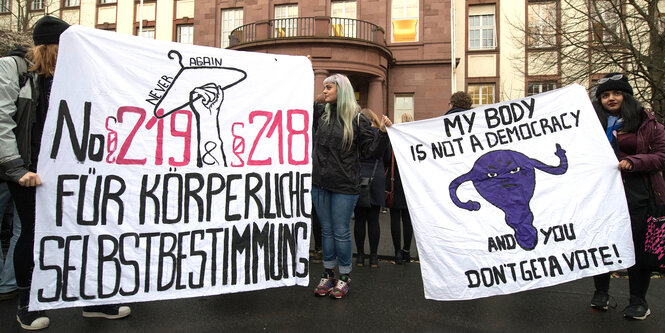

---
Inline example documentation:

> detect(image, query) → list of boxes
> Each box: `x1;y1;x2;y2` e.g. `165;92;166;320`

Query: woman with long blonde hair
311;74;391;299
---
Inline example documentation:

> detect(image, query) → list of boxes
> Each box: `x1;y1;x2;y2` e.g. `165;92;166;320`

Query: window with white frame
527;1;556;48
591;0;621;44
221;8;243;48
137;26;155;39
331;1;356;38
274;4;298;38
31;0;44;10
468;84;495;105
64;0;80;6
527;82;557;96
391;0;418;43
468;5;496;50
394;94;414;123
176;24;193;44
100;0;117;3
0;0;10;13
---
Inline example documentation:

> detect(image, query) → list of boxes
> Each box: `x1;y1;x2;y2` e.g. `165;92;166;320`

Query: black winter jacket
312;103;389;194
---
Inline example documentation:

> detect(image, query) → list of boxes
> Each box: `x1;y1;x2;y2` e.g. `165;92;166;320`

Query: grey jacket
0;56;35;181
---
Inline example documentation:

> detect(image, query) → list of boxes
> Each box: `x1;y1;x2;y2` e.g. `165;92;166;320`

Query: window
64;0;80;6
137;26;155;39
31;0;43;10
394;94;414;123
100;0;117;4
527;82;557;96
468;84;495;105
469;5;495;50
527;2;556;48
274;4;298;38
222;8;243;48
391;0;418;42
176;24;193;44
331;1;356;38
591;1;621;43
0;0;10;13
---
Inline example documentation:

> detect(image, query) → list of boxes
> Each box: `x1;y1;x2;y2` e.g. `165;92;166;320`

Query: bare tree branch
508;0;665;121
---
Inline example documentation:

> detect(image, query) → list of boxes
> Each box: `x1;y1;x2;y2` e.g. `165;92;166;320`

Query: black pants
593;174;652;300
390;207;412;252
354;205;380;254
312;207;321;250
593;267;651;299
8;182;35;289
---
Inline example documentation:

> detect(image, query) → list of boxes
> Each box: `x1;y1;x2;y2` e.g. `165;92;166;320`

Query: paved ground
1;212;663;332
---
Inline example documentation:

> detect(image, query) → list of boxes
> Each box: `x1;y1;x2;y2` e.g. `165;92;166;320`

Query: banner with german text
30;26;313;310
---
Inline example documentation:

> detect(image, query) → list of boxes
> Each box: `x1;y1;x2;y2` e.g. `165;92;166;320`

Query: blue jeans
0;183;19;293
311;186;358;275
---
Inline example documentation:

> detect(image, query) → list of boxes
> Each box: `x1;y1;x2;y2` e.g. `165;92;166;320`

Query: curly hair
450;91;473;109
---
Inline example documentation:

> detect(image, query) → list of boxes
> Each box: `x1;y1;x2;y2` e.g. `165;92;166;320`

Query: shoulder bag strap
390;151;395;192
369;159;379;181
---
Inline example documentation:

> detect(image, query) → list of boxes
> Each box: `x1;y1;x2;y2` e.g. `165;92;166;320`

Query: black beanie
32;16;70;46
595;72;633;98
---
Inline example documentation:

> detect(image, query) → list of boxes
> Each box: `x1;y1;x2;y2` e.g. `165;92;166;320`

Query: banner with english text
387;84;635;300
30;26;313;310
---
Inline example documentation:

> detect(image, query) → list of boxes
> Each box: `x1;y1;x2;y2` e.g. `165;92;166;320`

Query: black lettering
50;100;91;161
97;235;120;298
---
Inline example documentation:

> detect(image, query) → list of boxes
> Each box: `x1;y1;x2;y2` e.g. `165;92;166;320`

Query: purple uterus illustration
449;144;568;250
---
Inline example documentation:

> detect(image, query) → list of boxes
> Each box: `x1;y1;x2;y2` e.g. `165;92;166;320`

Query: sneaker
310;249;323;264
82;304;131;319
329;275;351;299
16;307;50;330
623;296;651;320
314;273;335;297
590;290;609;310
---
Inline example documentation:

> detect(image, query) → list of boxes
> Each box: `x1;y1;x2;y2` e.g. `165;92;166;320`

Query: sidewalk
1;260;662;332
3;211;663;332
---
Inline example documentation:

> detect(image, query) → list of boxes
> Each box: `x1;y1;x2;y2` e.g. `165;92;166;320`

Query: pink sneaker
314;273;335;296
329;275;351;299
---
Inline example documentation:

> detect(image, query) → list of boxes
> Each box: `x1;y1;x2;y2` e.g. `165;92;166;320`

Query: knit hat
32;16;70;45
595;72;633;98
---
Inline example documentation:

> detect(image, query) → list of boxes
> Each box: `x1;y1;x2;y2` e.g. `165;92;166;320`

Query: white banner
30;26;313;310
387;84;635;300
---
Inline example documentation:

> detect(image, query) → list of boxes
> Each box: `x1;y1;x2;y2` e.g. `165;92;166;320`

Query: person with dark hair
353;108;390;268
589;73;665;320
388;113;414;264
446;91;473;115
0;16;131;330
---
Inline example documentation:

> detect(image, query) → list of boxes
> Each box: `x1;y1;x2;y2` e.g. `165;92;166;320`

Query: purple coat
622;110;665;205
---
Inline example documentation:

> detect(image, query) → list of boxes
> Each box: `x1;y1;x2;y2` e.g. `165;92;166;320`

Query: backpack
7;55;38;171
